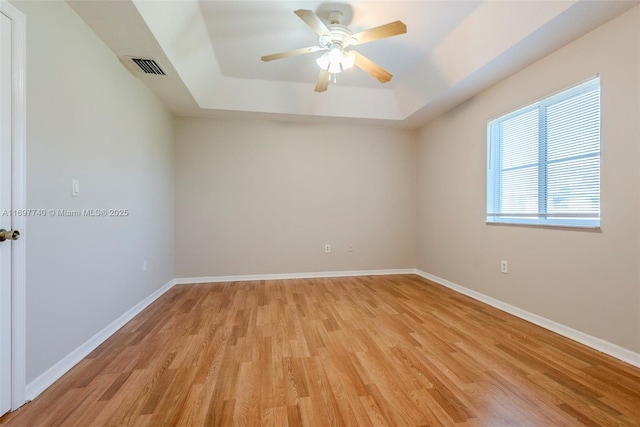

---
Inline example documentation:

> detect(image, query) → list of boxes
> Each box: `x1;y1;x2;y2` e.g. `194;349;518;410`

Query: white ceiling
68;0;638;129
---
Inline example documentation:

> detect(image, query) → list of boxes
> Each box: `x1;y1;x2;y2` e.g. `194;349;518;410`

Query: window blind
486;77;600;227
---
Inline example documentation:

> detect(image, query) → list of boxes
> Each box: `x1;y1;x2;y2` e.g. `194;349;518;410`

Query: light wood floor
1;275;639;426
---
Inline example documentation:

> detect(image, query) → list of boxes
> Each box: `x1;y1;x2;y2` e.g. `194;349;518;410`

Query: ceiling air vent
130;57;166;75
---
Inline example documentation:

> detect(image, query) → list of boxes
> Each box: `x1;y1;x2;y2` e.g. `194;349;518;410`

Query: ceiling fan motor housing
319;25;354;49
317;10;358;49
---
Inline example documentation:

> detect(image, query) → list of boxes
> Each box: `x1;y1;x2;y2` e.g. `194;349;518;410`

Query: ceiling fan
261;9;407;92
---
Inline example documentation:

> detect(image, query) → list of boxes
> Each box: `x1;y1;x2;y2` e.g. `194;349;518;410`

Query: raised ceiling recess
67;0;638;128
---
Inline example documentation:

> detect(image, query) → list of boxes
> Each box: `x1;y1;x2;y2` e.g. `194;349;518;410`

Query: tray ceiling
68;0;638;129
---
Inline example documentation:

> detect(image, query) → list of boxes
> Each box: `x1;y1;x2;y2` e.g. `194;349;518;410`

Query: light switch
72;179;79;197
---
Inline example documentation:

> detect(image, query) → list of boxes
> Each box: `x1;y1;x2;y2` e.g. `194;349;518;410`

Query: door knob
0;229;20;242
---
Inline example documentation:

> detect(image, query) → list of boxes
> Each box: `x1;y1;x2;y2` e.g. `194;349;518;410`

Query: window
486;77;600;228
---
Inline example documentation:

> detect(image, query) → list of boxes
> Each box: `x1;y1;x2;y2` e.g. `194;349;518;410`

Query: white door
0;6;15;417
0;0;25;415
0;7;14;416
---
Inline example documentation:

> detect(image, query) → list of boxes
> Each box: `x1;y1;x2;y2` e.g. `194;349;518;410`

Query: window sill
485;218;601;231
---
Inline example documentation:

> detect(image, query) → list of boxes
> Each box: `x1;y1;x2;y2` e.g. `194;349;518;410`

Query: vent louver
130;57;166;75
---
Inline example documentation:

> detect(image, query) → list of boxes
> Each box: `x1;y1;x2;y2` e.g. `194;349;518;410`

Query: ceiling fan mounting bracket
327;10;344;25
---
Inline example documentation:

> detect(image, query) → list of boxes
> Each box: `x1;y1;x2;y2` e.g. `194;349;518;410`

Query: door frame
0;0;26;411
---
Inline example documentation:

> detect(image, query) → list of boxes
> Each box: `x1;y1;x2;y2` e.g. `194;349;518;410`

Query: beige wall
175;118;416;277
416;7;640;352
14;1;175;382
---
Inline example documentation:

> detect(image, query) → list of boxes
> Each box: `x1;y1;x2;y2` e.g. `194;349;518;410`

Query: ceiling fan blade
350;21;407;46
261;46;323;62
294;9;331;37
315;69;330;92
353;51;392;83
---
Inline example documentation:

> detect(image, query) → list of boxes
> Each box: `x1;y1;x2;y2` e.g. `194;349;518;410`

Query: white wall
175;118;416;278
13;0;175;382
416;7;640;353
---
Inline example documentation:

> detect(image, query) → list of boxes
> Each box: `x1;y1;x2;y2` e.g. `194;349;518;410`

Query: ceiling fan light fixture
328;46;342;63
316;47;355;74
341;50;355;70
315;51;331;71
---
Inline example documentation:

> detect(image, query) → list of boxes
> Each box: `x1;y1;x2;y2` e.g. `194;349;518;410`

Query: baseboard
174;268;417;285
415;270;640;368
25;279;177;401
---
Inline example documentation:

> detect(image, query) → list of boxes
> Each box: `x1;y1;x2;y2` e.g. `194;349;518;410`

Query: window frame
486;76;601;229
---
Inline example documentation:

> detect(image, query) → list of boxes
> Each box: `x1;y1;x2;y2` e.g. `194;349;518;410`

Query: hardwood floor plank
584;364;640;397
481;369;576;425
233;361;261;426
97;371;132;402
362;384;399;426
92;371;143;424
305;356;345;426
286;403;303;427
557;402;601;427
261;406;288;427
172;383;205;426
2;275;639;426
461;381;539;427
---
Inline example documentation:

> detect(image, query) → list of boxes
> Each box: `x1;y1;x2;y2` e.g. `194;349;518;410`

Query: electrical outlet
501;260;508;274
325;244;331;253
